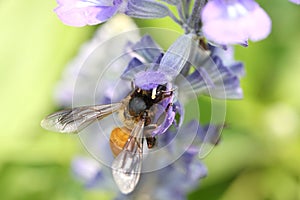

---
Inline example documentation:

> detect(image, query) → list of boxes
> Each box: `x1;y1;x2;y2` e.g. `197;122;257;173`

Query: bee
41;84;173;194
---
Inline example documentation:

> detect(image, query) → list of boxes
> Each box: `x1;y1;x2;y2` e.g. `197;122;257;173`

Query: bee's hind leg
143;124;158;149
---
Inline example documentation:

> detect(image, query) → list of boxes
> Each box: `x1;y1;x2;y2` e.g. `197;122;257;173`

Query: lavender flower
44;0;295;198
54;14;242;150
55;0;170;27
51;13;241;197
189;44;245;99
123;33;244;102
201;0;272;45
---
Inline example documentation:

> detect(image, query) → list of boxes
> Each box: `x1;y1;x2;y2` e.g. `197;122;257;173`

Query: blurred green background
0;0;300;199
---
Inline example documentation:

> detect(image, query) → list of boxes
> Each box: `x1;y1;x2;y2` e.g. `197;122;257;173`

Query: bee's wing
112;120;145;194
41;103;123;134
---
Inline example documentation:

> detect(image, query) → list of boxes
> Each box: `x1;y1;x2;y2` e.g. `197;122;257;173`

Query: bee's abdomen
109;127;130;157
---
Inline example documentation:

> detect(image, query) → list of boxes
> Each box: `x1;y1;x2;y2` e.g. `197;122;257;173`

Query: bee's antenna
162;87;177;93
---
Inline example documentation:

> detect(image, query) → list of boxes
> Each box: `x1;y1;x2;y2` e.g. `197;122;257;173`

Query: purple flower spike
54;0;124;27
201;0;272;45
290;0;300;4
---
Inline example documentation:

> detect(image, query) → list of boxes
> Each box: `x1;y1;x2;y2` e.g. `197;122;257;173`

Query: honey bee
41;84;173;194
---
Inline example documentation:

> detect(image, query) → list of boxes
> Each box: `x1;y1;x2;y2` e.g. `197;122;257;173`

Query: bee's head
128;96;147;117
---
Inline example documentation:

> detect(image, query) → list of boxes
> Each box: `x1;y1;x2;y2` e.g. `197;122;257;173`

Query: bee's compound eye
109;127;130;157
157;85;167;92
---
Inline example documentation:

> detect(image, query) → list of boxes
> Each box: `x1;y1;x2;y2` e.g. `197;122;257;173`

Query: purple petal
95;5;119;22
229;62;245;77
205;75;243;99
121;35;164;79
129;35;163;62
121;57;144;79
289;0;300;4
189;45;245;99
201;0;271;44
152;103;175;136
134;70;169;90
185;68;215;92
54;0;119;27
